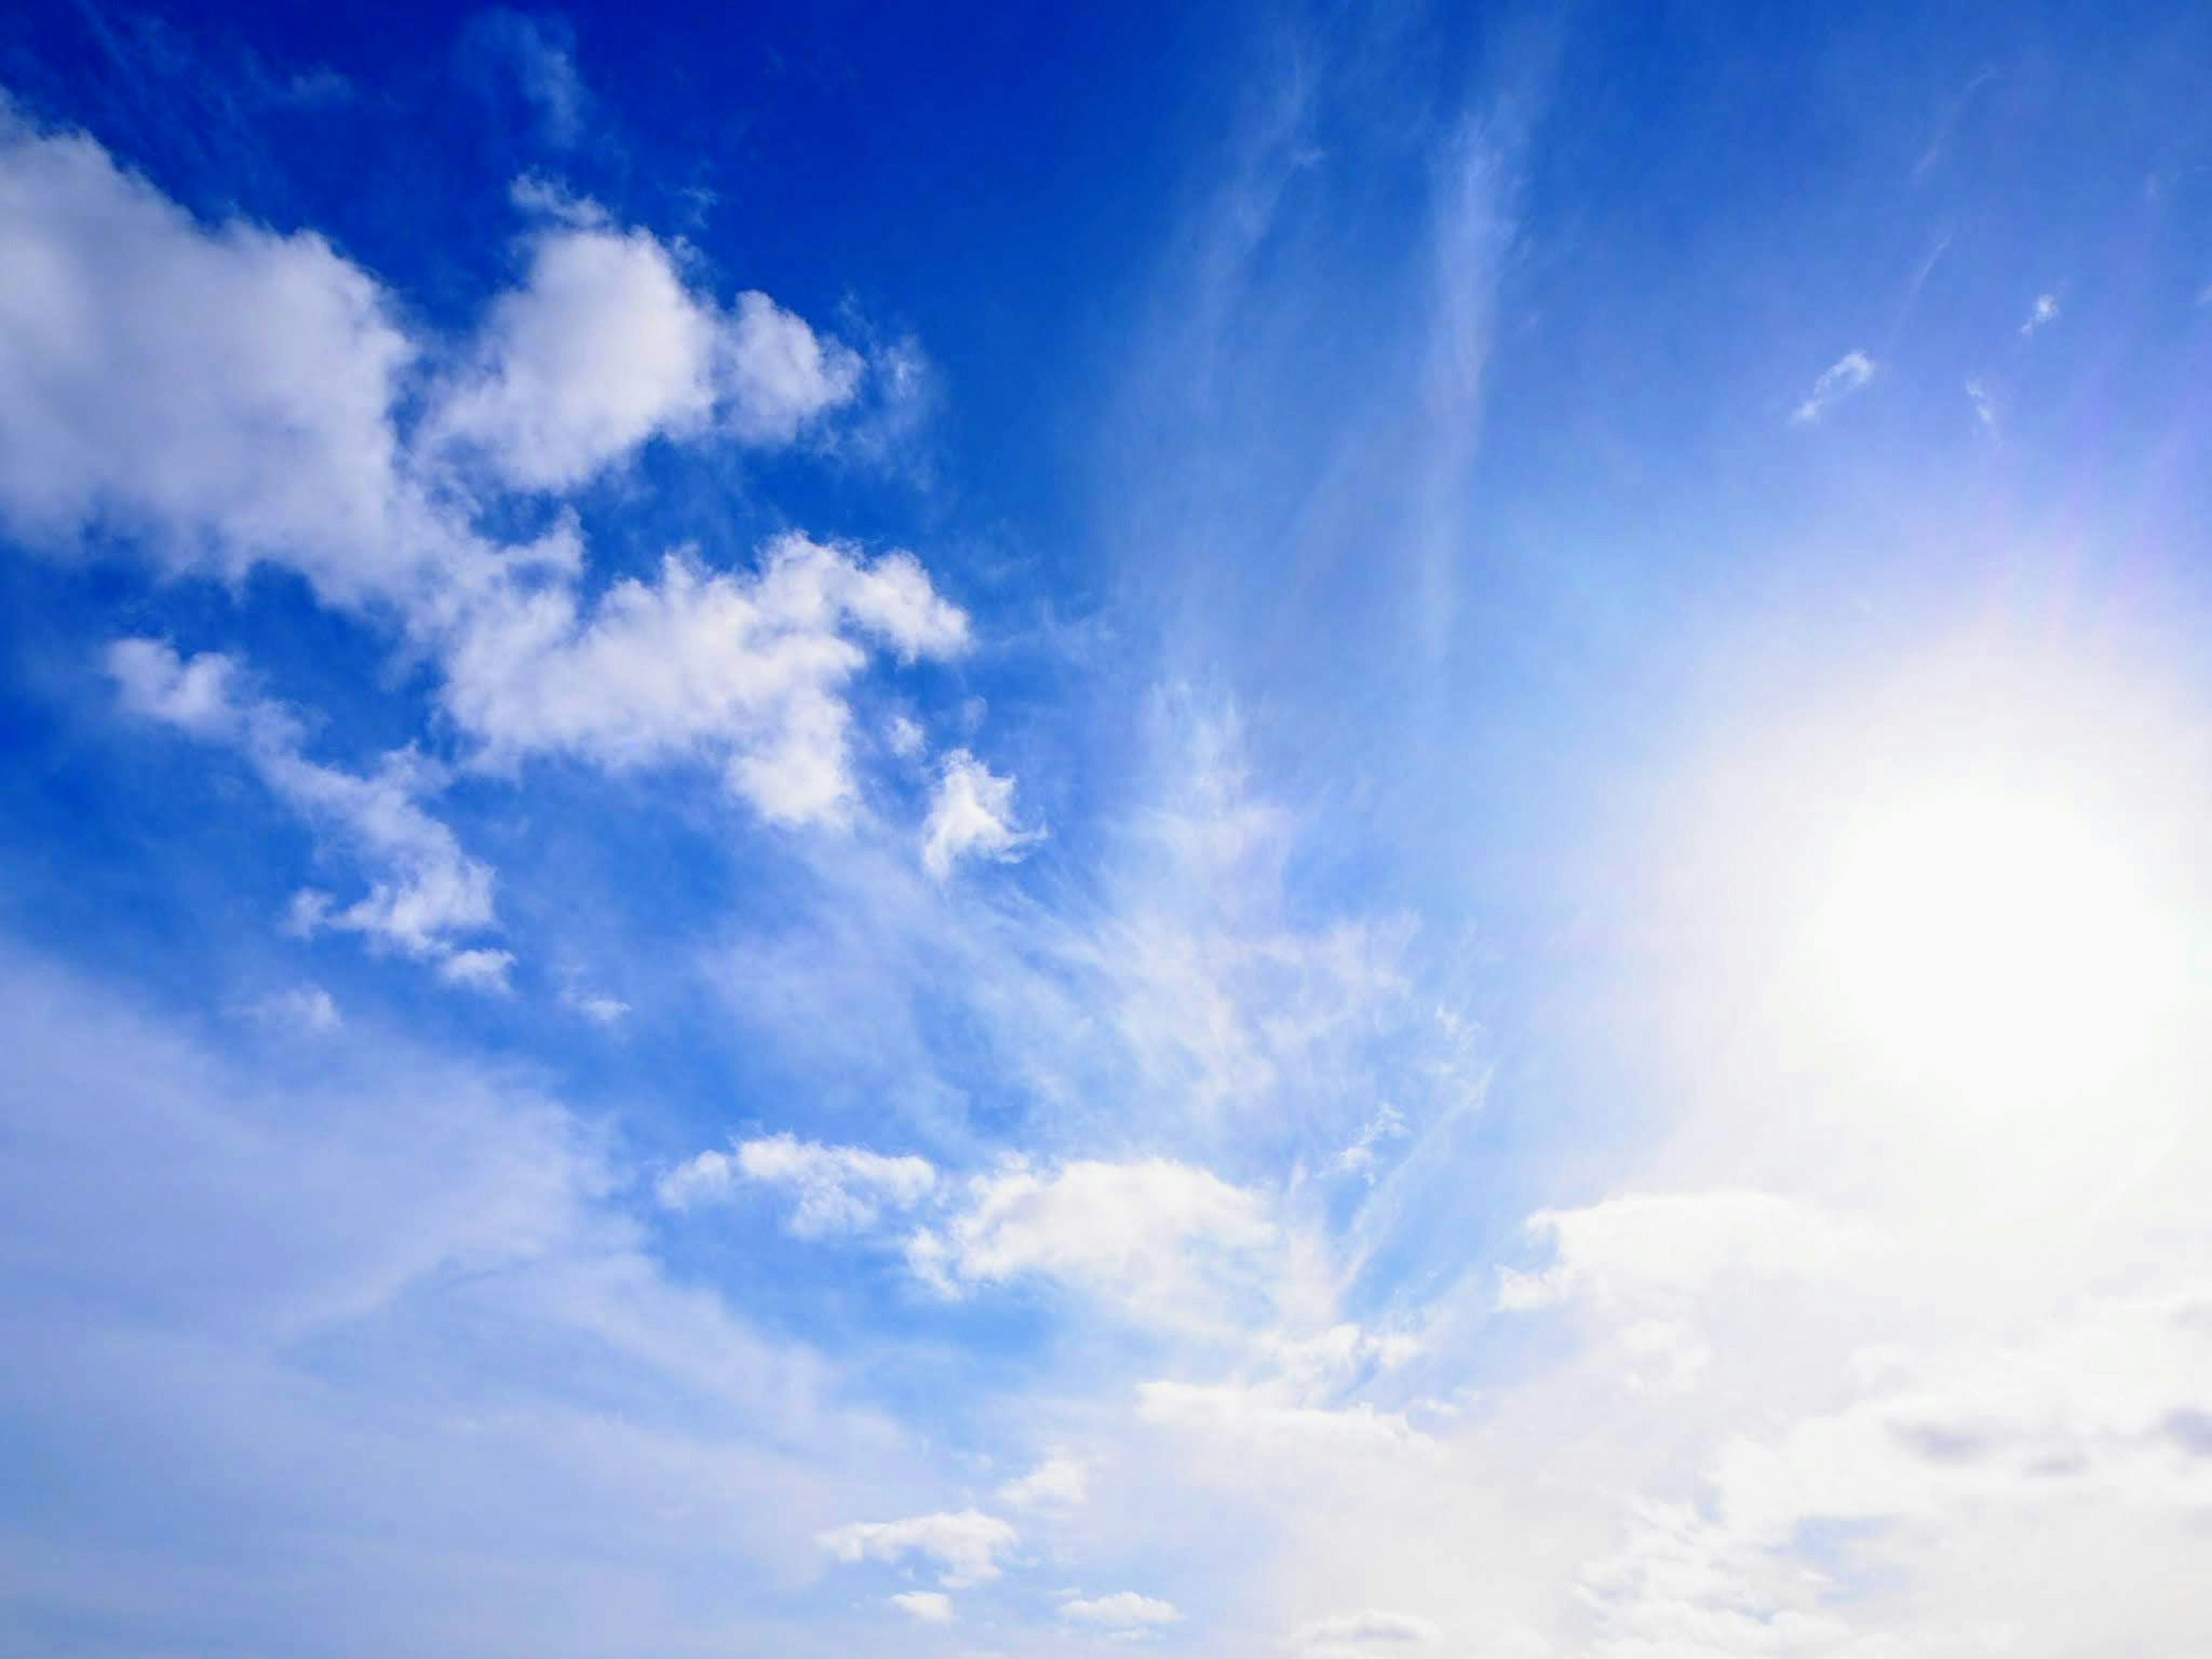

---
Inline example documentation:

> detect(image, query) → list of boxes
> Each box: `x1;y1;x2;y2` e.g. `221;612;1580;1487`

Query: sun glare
1817;789;2186;1102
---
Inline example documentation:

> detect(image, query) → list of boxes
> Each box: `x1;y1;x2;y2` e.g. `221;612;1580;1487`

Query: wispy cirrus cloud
108;639;513;988
1790;349;1876;424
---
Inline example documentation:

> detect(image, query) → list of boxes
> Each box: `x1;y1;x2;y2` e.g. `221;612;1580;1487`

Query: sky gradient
4;2;2212;1655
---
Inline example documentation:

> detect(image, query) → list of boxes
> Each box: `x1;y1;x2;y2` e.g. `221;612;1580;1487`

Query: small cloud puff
1790;350;1876;425
240;984;343;1034
998;1452;1090;1510
921;749;1042;879
1965;376;1997;435
2020;292;2061;336
658;1132;936;1236
889;1591;955;1624
1060;1591;1181;1629
562;986;631;1026
817;1509;1016;1588
886;713;927;759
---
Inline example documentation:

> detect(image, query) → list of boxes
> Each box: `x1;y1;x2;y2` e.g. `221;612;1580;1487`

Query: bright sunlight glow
1817;789;2186;1103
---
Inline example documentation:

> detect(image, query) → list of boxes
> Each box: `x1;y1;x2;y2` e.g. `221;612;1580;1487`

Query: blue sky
4;1;2212;1654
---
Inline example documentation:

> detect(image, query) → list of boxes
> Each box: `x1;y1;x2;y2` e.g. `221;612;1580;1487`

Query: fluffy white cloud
4;111;971;843
440;535;971;826
1292;1609;1442;1650
108;639;510;986
1790;349;1876;425
658;1132;937;1236
721;289;865;445
0;100;442;608
816;1509;1017;1588
2021;291;2061;336
430;224;718;490
1495;1191;1876;1312
907;1157;1277;1321
427;222;859;490
921;748;1041;878
888;1591;955;1624
1060;1591;1181;1628
998;1452;1090;1510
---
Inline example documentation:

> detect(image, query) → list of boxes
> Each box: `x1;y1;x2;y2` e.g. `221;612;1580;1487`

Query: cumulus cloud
1060;1591;1181;1628
889;1591;955;1624
816;1509;1017;1588
427;222;860;490
2020;292;2060;336
999;1452;1090;1510
907;1157;1277;1321
0;100;440;608
921;748;1041;878
1790;349;1876;425
109;640;510;987
1292;1609;1442;1650
657;1132;937;1236
1494;1191;1876;1312
2;110;970;843
441;535;971;827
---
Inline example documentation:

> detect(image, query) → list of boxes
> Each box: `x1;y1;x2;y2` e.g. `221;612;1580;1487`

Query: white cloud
428;221;859;491
657;1132;936;1236
1262;1323;1425;1393
1334;1103;1407;1178
886;713;927;758
1790;350;1876;425
1495;1191;1877;1312
240;984;343;1034
721;289;865;445
563;988;631;1026
440;534;971;827
0;100;441;609
436;947;517;994
109;639;509;985
817;1510;1017;1588
1292;1609;1442;1650
889;1591;955;1624
908;1157;1277;1321
1060;1592;1182;1629
999;1452;1090;1510
1965;376;1997;435
921;748;1041;878
2020;291;2060;336
2;112;969;844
